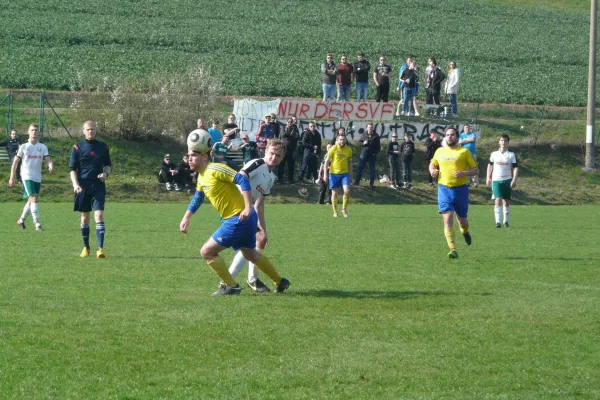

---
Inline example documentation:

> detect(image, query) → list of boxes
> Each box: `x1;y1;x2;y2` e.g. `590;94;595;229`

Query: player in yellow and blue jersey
325;128;353;217
179;146;290;296
429;128;479;259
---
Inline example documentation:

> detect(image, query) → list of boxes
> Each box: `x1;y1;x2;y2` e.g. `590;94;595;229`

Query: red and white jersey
489;150;518;181
17;142;49;182
240;158;275;201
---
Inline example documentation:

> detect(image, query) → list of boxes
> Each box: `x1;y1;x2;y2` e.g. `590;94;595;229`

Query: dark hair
358;51;365;57
500;134;510;142
429;56;437;66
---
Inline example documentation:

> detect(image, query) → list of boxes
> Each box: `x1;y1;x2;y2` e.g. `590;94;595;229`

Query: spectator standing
400;133;415;188
354;123;381;188
298;121;322;183
336;55;353;102
445;61;460;116
321;53;338;102
158;154;180;191
425;130;442;186
256;114;276;157
400;60;419;116
353;52;370;102
316;142;334;204
395;57;411;116
486;134;519;228
222;114;239;140
270;113;280;139
279;118;300;183
426;58;445;106
208;119;222;145
1;129;22;182
373;56;393;103
387;133;401;189
239;133;259;164
459;124;478;186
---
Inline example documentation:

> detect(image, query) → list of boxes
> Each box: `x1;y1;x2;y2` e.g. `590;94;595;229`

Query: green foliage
0;0;598;106
1;204;600;398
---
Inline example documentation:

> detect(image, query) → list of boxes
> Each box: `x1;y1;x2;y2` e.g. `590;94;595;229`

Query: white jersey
240;158;276;201
17;142;49;182
489;150;517;181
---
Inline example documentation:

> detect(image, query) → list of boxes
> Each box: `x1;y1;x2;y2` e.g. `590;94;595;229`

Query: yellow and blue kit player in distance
429;127;478;259
179;149;290;296
69;121;112;259
325;128;353;218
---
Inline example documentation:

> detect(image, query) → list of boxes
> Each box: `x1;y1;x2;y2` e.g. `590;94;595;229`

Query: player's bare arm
8;155;21;187
454;166;479;178
324;157;332;183
511;167;519;188
429;161;439;178
486;163;494;187
45;155;55;173
70;170;82;193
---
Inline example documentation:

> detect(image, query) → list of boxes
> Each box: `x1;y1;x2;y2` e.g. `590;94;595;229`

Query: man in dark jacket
424;130;442;186
158;154;180;191
279;118;300;183
426;58;445;106
177;154;193;192
354;123;381;188
387;133;401;189
298;121;322;182
400;133;415;188
0;129;22;182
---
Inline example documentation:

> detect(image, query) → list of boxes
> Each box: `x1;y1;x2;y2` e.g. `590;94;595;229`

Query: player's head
187;150;210;172
444;127;459;147
337;130;347;147
83;121;97;141
499;134;510;149
27;124;39;143
264;139;285;169
10;129;18;139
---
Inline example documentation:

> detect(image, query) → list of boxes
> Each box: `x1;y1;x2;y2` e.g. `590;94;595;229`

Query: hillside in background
0;0;598;106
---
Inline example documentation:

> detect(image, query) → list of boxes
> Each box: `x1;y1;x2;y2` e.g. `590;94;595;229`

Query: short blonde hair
266;138;286;153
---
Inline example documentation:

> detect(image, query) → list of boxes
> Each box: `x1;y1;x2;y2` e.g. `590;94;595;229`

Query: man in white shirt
486;134;519;228
9;124;54;230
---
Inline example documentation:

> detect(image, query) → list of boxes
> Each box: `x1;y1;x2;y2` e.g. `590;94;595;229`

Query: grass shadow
292;289;492;300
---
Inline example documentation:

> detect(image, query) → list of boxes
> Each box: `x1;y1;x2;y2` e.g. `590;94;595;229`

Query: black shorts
74;180;106;212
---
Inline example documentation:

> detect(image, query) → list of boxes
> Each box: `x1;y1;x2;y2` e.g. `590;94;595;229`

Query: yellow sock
342;194;349;210
253;253;281;286
332;196;338;213
207;256;236;287
444;227;456;251
459;222;469;235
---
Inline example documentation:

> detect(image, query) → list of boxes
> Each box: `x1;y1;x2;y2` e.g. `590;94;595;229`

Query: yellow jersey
431;146;477;187
327;144;353;174
196;162;245;219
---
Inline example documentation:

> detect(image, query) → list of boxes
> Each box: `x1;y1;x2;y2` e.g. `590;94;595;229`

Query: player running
429;127;478;259
70;121;112;259
180;137;290;296
486;134;519;228
325;128;353;217
228;139;285;292
9;124;54;231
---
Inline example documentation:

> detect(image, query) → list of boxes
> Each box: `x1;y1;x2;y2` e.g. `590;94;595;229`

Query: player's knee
240;248;259;262
200;246;216;260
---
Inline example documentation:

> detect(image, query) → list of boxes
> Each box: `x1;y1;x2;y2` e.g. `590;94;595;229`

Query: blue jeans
402;87;415;114
448;94;457;115
356;82;368;102
354;154;377;187
322;84;336;102
337;84;351;101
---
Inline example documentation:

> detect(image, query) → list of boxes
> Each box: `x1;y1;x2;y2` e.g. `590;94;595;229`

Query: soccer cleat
247;278;271;293
17;219;26;229
80;247;91;258
496;223;501;228
504;222;509;228
333;212;338;218
211;283;243;296
448;250;459;259
96;248;106;259
463;231;472;246
35;224;43;231
341;209;348;218
274;277;291;293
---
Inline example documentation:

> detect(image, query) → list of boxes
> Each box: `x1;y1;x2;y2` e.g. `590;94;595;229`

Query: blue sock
96;222;105;249
81;224;90;249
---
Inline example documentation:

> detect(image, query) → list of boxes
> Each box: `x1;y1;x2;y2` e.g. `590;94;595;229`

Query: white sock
503;205;510;224
228;251;248;280
248;248;263;283
494;206;501;224
20;203;31;221
30;203;40;224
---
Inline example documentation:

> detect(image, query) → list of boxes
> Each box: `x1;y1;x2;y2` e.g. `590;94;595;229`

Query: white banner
232;98;281;119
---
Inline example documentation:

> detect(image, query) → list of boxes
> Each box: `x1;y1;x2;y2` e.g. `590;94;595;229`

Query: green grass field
0;0;598;106
1;203;599;399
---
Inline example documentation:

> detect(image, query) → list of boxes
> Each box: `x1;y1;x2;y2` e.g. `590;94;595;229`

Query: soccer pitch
1;203;599;399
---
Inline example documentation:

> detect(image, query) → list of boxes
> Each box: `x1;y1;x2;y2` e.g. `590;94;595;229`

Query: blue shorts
438;184;469;218
212;208;258;251
74;180;106;212
329;172;350;189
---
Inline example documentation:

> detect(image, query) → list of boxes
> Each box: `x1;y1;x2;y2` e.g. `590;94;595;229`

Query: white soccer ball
187;129;212;154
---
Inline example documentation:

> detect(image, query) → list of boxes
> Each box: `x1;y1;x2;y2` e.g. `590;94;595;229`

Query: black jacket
0;138;21;157
282;125;300;153
400;141;415;162
425;138;442;160
300;129;322;157
428;67;445;93
160;161;177;173
358;132;381;157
